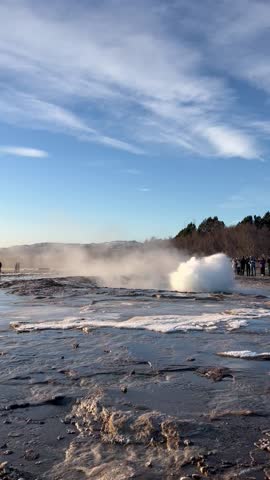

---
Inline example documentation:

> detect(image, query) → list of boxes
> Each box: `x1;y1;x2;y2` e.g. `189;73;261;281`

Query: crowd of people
233;256;270;276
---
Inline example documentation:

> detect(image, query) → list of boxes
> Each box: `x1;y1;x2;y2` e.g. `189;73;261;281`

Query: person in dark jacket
240;256;246;275
260;257;266;276
267;257;270;276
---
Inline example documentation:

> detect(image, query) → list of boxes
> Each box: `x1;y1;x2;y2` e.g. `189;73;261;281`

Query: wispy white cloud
0;89;141;155
199;125;258;159
0;146;48;158
139;187;151;192
122;168;141;175
0;0;267;159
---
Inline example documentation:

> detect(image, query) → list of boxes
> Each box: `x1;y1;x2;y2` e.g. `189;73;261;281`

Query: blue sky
0;0;270;246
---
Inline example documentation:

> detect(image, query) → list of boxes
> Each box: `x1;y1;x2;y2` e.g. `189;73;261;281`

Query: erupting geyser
169;253;234;293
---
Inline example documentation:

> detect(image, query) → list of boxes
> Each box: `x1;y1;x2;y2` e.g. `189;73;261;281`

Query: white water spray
169;253;234;293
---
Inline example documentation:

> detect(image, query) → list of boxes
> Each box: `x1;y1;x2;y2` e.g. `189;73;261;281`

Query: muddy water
0;276;270;479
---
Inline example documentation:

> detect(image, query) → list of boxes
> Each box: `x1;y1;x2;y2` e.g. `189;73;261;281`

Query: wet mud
0;276;270;478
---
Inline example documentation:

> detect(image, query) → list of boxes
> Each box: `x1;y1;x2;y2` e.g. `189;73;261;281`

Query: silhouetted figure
236;259;241;275
240;256;246;275
246;257;251;276
260;257;266;276
0;262;2;274
250;257;256;276
14;262;20;273
267;257;270;276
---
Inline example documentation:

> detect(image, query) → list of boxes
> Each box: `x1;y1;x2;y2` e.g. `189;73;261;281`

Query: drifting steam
70;247;181;290
169;253;234;293
10;243;234;292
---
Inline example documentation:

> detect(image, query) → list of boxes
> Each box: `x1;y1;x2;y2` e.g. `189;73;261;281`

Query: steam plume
169;253;234;293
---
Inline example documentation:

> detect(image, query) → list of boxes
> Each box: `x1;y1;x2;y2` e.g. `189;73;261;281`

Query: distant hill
0;240;156;270
0;241;143;269
1;212;269;270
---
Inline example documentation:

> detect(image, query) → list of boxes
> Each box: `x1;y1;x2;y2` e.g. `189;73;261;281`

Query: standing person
14;262;20;273
267;257;270;276
251;257;256;276
260;256;266;276
240;256;246;275
0;261;2;274
246;257;251;276
236;259;241;275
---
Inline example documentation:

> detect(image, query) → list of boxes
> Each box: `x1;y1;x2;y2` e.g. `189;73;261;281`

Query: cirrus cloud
0;0;268;160
0;146;48;158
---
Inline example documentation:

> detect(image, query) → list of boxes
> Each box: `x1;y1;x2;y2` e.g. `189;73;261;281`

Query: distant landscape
173;211;270;257
1;212;269;270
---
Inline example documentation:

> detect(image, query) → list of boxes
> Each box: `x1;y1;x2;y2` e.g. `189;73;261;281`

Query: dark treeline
172;212;270;257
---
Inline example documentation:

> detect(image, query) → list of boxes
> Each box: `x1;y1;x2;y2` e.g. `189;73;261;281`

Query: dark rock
184;439;193;446
197;366;233;382
264;468;270;479
2;450;13;455
24;449;40;461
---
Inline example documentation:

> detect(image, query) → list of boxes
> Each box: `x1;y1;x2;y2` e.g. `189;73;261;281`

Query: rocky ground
0;276;270;479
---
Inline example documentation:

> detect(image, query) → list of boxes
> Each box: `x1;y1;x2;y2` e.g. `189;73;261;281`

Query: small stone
186;357;195;362
120;385;128;393
207;449;217;455
184;439;193;446
180;477;191;480
103;349;111;353
264;468;270;479
72;343;79;349
61;356;64;359
60;418;70;424
67;429;76;435
24;449;40;461
199;466;209;475
3;450;13;455
57;435;64;441
145;460;153;468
